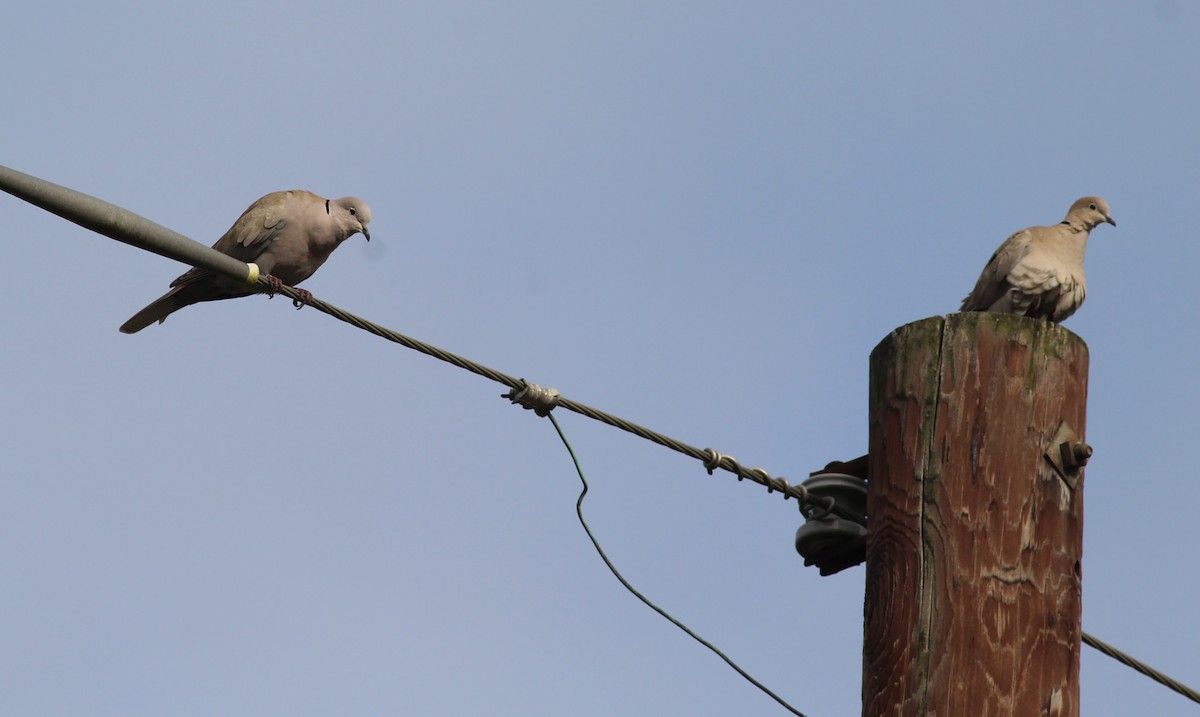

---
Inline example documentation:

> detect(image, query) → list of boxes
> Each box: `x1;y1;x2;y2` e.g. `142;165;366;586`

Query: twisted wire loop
749;467;772;488
702;449;823;514
801;493;837;521
503;379;561;417
701;448;725;475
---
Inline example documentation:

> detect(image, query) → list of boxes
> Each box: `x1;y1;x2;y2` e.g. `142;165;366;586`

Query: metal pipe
0;164;252;283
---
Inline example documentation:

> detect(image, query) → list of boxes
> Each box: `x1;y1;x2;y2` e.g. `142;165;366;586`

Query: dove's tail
119;287;186;334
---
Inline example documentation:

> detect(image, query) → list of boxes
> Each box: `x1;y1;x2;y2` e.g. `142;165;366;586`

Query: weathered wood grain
864;313;1087;717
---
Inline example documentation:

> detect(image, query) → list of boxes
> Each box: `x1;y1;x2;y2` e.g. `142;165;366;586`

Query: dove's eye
1089;203;1097;211
349;207;357;216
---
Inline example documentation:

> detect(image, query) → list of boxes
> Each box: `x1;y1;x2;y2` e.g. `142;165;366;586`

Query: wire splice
503;380;560;416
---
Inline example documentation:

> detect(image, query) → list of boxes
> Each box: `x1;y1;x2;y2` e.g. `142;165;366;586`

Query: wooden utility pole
863;313;1089;717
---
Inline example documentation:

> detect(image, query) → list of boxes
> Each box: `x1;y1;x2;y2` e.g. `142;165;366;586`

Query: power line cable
1082;631;1200;705
546;412;811;717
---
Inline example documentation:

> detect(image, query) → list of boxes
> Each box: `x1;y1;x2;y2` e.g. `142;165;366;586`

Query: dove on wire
120;190;371;334
960;196;1114;323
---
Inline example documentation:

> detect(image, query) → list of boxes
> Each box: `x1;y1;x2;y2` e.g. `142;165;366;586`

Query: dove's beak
362;226;371;241
1105;215;1116;227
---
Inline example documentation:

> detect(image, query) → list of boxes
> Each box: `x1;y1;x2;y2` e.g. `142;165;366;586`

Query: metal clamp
1044;421;1092;490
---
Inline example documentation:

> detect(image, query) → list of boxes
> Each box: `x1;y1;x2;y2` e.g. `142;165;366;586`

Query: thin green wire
546;413;810;717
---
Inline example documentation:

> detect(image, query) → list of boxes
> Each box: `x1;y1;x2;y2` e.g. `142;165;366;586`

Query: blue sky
2;2;1198;715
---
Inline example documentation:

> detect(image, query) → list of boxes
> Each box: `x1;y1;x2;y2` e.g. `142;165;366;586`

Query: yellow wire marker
245;262;260;285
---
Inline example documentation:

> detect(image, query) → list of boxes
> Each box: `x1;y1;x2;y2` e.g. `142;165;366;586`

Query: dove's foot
293;289;312;310
265;275;284;298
